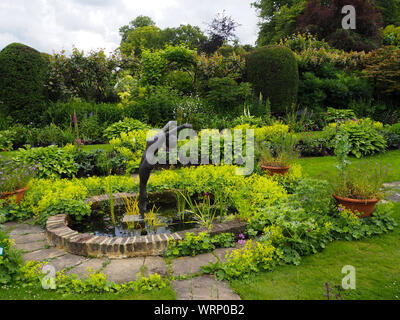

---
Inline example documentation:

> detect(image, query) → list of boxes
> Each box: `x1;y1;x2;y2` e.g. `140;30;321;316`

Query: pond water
68;205;200;237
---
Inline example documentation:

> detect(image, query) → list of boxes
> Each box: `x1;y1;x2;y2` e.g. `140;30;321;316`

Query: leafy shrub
0;130;14;151
205;77;252;114
165;70;195;95
0;230;23;284
164;232;236;258
41;101;124;129
0;43;48;124
13;146;77;179
103;118;150;140
46;48;119;103
363;46;400;101
246;45;299;114
336;119;387;158
126;86;181;127
109;130;151;173
295;129;335;157
383;25;400;47
27;124;75;147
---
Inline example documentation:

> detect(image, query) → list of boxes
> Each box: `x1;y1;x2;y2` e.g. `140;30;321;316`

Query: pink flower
73;112;77;125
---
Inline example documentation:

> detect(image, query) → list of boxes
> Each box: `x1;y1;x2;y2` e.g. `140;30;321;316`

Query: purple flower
238;233;245;240
338;207;344;212
73;112;77;125
238;239;246;245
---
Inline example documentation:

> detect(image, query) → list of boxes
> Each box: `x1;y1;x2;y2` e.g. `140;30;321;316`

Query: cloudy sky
0;0;260;55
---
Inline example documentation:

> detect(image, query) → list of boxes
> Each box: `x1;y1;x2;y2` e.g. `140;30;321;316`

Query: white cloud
0;0;259;54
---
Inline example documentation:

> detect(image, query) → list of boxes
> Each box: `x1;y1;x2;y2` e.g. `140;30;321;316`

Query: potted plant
259;133;299;176
0;157;37;204
332;133;388;218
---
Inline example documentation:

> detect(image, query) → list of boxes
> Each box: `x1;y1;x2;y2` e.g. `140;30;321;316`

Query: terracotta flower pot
0;186;28;204
261;164;291;176
333;194;379;218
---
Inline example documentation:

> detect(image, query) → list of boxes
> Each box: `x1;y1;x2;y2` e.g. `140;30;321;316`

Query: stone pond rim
45;191;246;259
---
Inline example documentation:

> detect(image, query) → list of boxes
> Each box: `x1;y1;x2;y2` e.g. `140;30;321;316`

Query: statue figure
138;121;192;219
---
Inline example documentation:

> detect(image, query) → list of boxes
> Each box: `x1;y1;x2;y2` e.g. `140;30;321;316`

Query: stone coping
46;191;246;258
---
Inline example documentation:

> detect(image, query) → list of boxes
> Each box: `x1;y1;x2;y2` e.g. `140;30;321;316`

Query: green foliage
103;118;150;140
164;232;236;258
47;48;119;103
383;25;400;47
336;119;387;158
0;43;48;124
120;26;164;56
19;260;168;295
246;45;299;114
206;77;252;114
0;131;14;151
255;0;307;46
13;146;77;179
0;230;23;285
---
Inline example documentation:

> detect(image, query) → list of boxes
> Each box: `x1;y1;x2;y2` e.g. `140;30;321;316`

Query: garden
1;0;400;301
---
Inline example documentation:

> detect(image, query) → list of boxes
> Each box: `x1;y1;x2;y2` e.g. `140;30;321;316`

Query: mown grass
297;150;400;183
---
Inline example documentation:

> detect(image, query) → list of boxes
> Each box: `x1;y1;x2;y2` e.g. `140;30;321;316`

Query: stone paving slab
22;248;66;262
13;232;46;244
171;253;217;276
8;224;44;236
48;253;87;272
15;240;48;252
172;276;241;300
66;258;107;277
101;258;145;283
143;256;168;277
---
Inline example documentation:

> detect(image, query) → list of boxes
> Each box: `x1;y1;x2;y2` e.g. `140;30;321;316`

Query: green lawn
297;150;400;183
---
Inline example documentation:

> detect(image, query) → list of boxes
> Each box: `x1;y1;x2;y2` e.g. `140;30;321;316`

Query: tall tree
162;24;207;49
297;0;382;52
199;11;240;55
253;0;307;45
120;15;156;43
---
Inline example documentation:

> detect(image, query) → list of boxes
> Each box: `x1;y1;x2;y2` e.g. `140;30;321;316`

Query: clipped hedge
0;43;48;123
246;45;299;114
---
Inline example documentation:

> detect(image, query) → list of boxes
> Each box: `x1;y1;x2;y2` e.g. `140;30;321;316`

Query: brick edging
46;214;246;259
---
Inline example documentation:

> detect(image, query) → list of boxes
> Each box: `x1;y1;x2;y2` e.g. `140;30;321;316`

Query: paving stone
66;259;107;277
171;253;217;276
15;240;47;252
387;193;400;203
22;248;66;262
143;256;168;277
172;275;241;300
47;253;86;272
8;224;44;236
101;258;145;283
2;221;19;230
13;232;46;244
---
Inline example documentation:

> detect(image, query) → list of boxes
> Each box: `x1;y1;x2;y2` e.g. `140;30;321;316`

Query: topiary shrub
246;45;299;114
0;43;48;124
